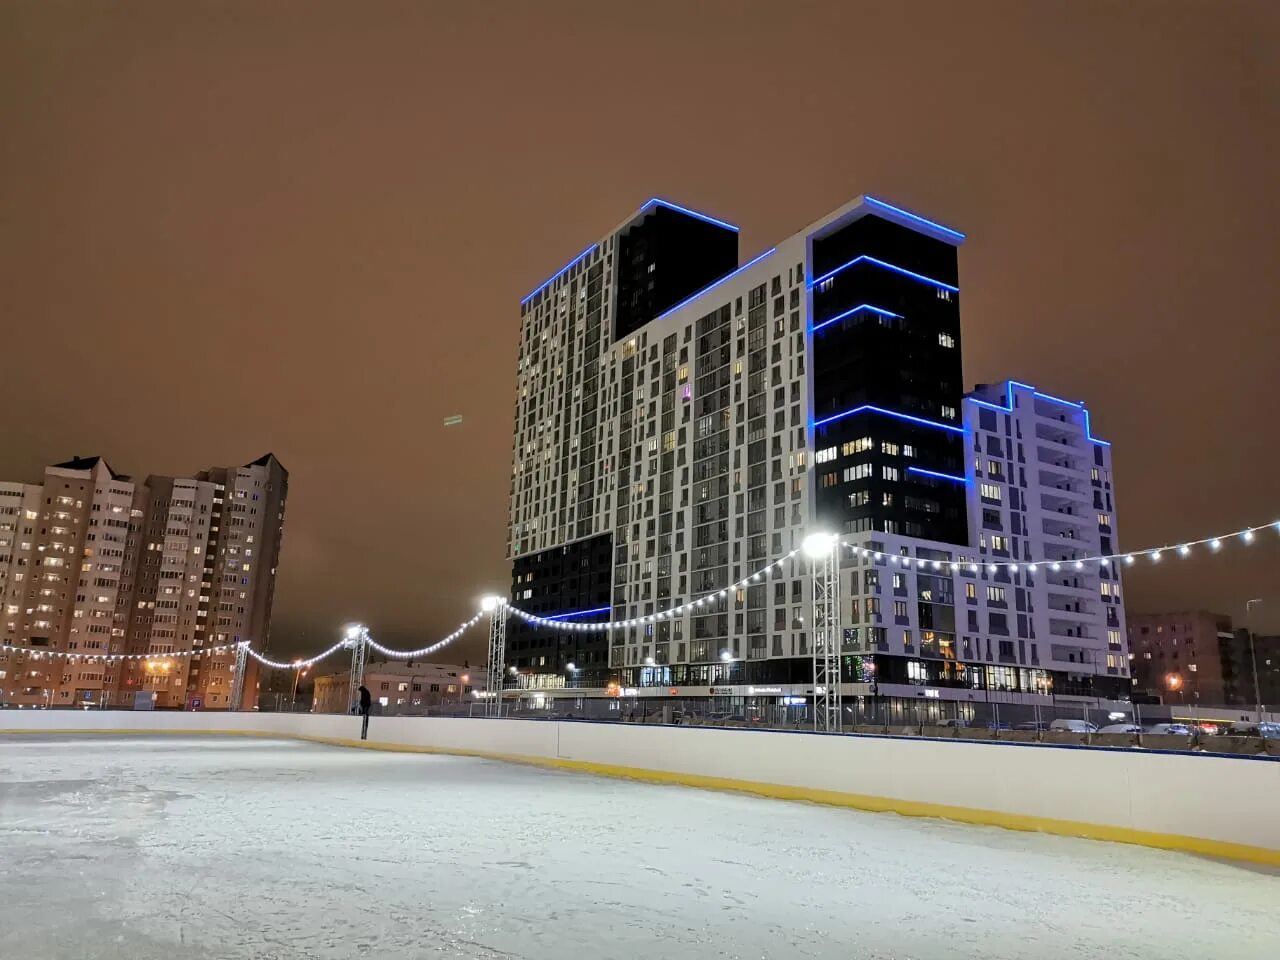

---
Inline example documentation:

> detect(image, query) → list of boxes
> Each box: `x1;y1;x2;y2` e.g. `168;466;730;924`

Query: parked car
1096;723;1143;734
1013;720;1049;732
1145;723;1192;736
1048;718;1098;733
937;718;970;728
1227;721;1280;739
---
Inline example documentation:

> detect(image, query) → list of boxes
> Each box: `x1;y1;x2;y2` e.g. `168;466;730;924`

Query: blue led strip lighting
810;255;959;293
863;196;966;242
907;466;968;484
544;606;612;621
812;303;901;333
639;198;739;232
965;381;1110;447
813;404;965;435
655;248;778;321
521;244;599;305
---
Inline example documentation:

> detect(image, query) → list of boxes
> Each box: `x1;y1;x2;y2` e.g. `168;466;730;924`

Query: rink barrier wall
4;711;1278;866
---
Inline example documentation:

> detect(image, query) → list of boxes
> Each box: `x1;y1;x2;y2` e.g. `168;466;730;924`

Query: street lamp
1165;672;1184;705
1246;598;1264;722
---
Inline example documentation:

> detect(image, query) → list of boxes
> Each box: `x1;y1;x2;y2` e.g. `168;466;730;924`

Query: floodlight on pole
484;596;509;717
802;531;838;560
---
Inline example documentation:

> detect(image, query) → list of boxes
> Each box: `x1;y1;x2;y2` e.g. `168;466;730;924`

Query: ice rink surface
1;735;1276;960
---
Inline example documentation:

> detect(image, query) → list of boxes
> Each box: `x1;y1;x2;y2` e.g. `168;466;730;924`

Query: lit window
938;333;956;348
980;483;1002;502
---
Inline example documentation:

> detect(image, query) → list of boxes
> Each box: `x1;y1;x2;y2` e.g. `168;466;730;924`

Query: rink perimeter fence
3;709;1278;868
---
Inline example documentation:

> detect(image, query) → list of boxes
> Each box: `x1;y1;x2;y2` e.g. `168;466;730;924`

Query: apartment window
815;446;837;464
938;332;956;348
990;535;1009;553
941;405;957;420
894;601;908;618
881;442;900;456
965;582;976;600
882;466;899;482
843;464;872;482
986;586;1006;604
841;437;873;456
980;483;1002;502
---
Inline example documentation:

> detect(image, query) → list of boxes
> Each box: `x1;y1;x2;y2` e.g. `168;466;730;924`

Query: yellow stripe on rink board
6;726;1278;867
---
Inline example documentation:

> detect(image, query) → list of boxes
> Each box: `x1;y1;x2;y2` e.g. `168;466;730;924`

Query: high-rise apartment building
506;195;1129;712
0;453;287;710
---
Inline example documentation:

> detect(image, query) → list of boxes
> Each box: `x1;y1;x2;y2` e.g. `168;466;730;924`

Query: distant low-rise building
313;660;485;714
1127;611;1280;709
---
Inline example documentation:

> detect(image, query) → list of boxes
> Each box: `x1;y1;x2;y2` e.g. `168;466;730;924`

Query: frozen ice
0;735;1275;959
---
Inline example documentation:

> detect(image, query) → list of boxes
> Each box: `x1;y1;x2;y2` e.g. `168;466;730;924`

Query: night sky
3;1;1277;661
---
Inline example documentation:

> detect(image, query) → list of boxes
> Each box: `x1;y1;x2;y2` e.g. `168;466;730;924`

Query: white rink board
3;709;1277;859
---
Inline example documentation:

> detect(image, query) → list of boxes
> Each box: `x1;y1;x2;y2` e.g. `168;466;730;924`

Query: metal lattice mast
346;627;368;711
483;597;507;717
229;641;250;712
805;533;841;733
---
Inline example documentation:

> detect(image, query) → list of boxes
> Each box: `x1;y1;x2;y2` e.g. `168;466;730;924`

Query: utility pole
1246;599;1264;723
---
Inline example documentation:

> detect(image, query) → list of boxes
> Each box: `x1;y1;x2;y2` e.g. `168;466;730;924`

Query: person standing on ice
357;684;372;740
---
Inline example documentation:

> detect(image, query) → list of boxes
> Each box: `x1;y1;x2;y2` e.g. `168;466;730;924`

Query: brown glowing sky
3;1;1278;659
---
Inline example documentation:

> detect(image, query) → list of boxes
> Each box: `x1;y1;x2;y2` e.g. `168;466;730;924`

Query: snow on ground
0;735;1275;960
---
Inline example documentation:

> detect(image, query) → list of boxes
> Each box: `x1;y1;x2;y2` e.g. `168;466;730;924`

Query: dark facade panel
613;206;738;341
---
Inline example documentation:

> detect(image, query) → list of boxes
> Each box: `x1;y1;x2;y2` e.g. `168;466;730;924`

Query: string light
244;639;350;671
8;518;1271;657
504;516;1275;634
363;613;484;661
0;644;238;663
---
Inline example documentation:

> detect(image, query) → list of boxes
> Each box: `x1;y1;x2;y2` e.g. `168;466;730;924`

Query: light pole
482;595;507;718
1246;598;1264;722
290;659;304;711
803;531;841;733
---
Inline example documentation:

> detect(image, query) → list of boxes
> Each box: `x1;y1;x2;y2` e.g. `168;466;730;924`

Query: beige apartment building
313;660;485;714
0;453;288;710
